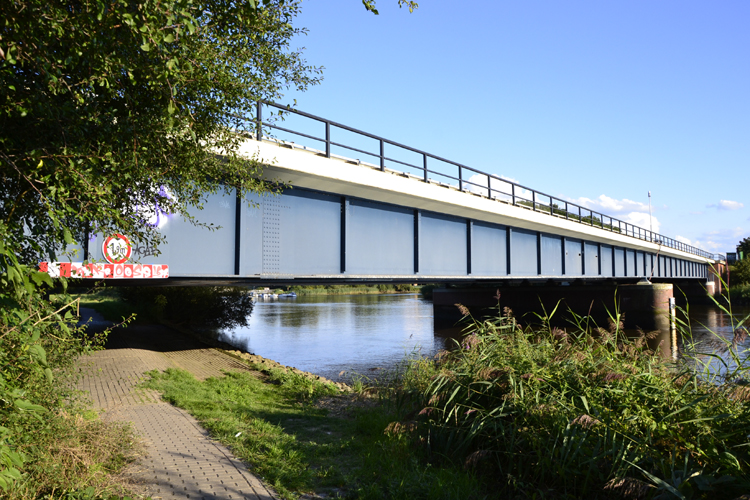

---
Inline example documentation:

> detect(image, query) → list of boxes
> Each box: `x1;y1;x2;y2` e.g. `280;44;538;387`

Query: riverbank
61;287;750;499
72;310;480;499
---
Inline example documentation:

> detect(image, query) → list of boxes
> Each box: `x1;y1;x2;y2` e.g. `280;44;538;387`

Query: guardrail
240;101;717;261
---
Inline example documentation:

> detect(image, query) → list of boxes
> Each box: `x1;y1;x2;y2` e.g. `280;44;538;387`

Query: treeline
285;284;421;295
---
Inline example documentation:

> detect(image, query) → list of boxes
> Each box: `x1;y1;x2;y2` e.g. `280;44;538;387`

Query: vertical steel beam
506;227;512;275
234;189;241;275
536;232;542;275
82;222;90;262
340;197;348;274
423;154;428;182
611;246;616;277
467;220;473;275
414;209;420;274
256;101;262;140
380;140;385;171
597;243;602;275
580;240;586;275
561;236;567;275
325;122;331;158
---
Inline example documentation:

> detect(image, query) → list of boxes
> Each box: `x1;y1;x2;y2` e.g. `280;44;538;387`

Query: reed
397;295;750;499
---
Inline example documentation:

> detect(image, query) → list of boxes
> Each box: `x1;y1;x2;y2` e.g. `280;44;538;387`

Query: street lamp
648;191;653;241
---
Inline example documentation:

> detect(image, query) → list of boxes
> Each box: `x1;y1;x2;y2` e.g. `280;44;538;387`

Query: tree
0;0;417;490
738;237;750;260
1;0;321;263
362;0;419;15
0;0;320;490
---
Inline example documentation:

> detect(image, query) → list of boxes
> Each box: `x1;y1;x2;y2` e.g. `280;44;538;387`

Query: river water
218;294;750;382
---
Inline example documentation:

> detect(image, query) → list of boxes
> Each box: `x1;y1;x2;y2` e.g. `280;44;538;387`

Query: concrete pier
433;282;676;332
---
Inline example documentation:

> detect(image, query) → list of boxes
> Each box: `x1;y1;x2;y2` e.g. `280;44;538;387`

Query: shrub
730;259;750;286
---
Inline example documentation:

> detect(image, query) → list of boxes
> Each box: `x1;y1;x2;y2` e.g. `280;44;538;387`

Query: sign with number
103;234;132;264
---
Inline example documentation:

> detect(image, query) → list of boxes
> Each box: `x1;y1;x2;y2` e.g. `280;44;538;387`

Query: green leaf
140;42;151;52
14;400;46;412
164;33;174;43
29;344;48;367
44;368;53;383
30;271;53;287
63;228;74;245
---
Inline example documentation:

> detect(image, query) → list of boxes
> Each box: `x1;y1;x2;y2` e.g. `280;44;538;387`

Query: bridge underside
77;185;709;286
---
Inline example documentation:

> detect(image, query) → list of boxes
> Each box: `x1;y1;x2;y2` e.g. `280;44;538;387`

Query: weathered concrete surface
76;309;277;499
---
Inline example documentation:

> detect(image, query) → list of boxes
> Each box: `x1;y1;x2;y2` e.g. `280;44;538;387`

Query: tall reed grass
397;296;750;499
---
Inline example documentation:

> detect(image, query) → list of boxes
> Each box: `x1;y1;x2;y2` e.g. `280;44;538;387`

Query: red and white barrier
38;262;169;279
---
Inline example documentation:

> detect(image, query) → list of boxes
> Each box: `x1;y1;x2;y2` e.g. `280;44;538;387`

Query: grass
142;365;483;500
51;288;143;324
8;409;141;499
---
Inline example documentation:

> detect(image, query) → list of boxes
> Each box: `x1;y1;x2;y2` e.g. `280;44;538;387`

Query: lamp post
648;191;653;241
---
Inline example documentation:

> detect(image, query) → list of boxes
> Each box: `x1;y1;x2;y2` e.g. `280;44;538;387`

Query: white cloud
565;194;659;234
569;194;649;214
683;227;746;253
620;212;661;234
708;200;744;211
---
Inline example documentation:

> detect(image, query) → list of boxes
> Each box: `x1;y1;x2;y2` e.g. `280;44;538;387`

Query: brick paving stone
76;309;278;500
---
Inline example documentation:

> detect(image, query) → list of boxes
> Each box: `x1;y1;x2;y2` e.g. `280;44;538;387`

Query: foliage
0;239;128;492
1;0;320;492
362;0;419;15
396;304;750;498
287;284;417;295
1;0;321;264
730;258;750;286
119;286;253;330
728;283;750;305
738;237;750;259
7;411;140;499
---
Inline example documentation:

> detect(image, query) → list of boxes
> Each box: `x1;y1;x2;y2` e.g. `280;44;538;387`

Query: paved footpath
76;309;278;500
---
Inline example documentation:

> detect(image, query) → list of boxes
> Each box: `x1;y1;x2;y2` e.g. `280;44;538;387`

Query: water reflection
679;304;750;381
218;293;750;383
219;294;443;381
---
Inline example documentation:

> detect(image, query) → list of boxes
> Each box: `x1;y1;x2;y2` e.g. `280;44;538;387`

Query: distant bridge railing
238;101;716;261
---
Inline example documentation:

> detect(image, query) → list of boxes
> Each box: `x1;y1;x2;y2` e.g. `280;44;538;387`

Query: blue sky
282;0;749;254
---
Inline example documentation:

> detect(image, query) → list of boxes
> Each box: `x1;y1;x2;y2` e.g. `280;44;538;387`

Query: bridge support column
618;283;673;332
433;282;674;333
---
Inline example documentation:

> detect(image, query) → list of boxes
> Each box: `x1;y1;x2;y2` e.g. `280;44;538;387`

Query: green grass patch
51;288;144;324
8;410;141;499
142;368;481;499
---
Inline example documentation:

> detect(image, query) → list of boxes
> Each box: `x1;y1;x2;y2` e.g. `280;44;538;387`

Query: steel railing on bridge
239;101;721;262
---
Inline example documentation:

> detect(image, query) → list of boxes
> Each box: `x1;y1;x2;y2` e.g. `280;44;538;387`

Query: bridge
51;102;722;288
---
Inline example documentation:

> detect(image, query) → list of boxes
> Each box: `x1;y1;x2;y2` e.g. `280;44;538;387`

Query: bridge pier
433;282;677;333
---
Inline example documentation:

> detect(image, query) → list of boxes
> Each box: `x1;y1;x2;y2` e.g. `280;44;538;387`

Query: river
217;293;750;382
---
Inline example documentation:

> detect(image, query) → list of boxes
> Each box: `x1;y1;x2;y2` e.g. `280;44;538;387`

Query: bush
730;259;750;286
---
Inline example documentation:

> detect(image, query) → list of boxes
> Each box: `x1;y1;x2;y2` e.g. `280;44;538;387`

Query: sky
281;0;749;255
